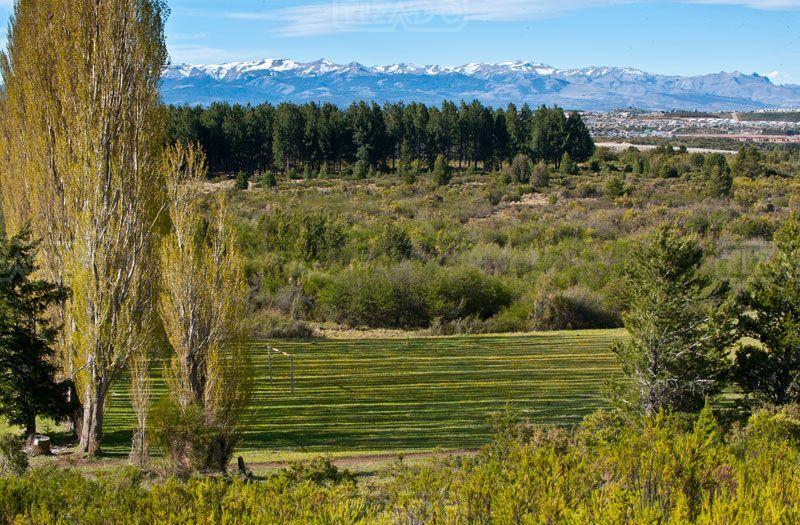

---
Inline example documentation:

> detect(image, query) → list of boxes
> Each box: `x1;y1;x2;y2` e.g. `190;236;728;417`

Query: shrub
375;224;414;260
576;182;598;198
604;175;626;198
430;267;512;322
260;211;346;263
532;162;549;188
252;313;315;339
319;264;432;329
319;263;512;329
507;154;532;183
745;405;800;446
530;288;620;331
399;163;416;184
433;155;451;187
0;435;27;477
353;160;368;180
283;457;355;486
261;171;277;188
234;171;249;190
487;188;503;206
149;399;219;476
560;153;579;175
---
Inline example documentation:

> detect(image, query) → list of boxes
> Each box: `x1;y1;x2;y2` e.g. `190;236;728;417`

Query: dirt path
596;141;736;154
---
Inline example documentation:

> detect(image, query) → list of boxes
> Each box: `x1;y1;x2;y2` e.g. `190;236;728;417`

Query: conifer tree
734;215;800;405
610;227;732;416
0;229;71;439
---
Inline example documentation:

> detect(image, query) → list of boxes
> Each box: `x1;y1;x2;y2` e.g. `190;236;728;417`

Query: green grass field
100;330;624;459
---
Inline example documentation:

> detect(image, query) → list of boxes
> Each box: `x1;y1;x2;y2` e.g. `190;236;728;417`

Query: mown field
101;330;623;458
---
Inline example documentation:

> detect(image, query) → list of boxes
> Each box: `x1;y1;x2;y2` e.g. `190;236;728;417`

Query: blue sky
2;0;799;83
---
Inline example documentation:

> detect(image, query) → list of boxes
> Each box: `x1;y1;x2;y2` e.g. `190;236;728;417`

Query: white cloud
230;0;625;36
763;70;795;84
167;44;263;65
227;0;800;36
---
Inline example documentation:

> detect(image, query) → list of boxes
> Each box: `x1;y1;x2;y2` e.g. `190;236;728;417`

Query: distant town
586;110;800;144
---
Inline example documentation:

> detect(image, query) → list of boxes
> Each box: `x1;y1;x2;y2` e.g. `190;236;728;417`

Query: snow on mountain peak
161;57;800;111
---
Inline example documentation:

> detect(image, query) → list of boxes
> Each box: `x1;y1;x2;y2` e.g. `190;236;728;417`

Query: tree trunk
129;428;149;468
25;415;36;441
31;435;52;456
79;383;107;456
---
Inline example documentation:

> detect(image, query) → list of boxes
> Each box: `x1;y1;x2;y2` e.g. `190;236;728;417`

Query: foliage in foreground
4;406;800;523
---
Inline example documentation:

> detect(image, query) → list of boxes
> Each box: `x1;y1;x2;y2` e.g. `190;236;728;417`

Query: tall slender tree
157;144;253;472
0;0;168;455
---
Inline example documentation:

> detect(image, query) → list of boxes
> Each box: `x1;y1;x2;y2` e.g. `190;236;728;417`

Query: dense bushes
0;435;27;477
229;143;798;335
6;406;800;523
530;288;621;331
319;263;512;329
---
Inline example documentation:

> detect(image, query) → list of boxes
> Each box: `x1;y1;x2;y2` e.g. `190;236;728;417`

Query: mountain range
161;58;800;112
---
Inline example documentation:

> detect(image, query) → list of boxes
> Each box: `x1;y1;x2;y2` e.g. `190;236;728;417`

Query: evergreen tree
734;215;800;405
234;171;249;191
0;229;71;438
433;155;452;186
262;171;278;188
531;106;567;166
610;227;732;416
703;154;733;198
564;111;595;163
560;153;579;175
273;103;305;173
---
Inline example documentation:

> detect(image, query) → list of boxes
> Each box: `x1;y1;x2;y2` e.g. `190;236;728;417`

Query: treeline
166;101;595;175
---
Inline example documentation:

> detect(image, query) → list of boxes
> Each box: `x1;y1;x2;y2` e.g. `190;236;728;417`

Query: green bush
532;162;549;188
604;175;626;198
507;154;532;183
745;405;800;446
530;288;620;331
0;434;27;477
234;171;249;190
319;263;432;328
261;171;277;188
260;211;346;263
433;155;451;187
375;224;414;260
149;399;218;476
319;263;512;329
353;160;368;180
6;408;800;523
283;457;355;486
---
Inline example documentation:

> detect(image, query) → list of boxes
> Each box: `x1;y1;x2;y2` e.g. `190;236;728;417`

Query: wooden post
268;348;273;386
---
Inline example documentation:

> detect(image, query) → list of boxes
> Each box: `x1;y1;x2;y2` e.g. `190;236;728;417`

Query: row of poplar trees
0;0;253;469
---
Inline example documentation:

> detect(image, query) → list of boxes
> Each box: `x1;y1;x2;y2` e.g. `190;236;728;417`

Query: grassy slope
101;330;623;460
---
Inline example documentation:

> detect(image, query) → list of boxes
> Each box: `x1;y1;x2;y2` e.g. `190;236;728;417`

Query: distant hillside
161;58;800;111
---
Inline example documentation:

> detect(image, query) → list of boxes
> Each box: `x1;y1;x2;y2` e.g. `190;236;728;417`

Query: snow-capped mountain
161;58;800;111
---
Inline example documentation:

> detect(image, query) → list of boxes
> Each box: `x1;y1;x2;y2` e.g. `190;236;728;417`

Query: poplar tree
0;0;168;455
157;144;253;472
